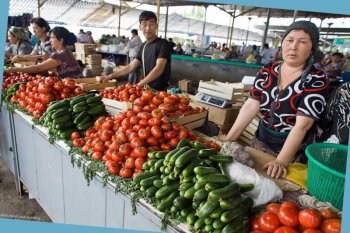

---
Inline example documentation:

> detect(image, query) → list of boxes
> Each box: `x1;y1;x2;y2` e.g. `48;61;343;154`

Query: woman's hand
4;67;18;74
218;134;231;141
96;75;109;83
263;159;288;179
12;55;23;63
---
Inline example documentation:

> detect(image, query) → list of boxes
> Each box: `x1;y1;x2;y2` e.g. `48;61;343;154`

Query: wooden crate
75;43;96;55
198;80;244;101
76;53;102;65
14;61;36;67
237;115;261;146
102;98;133;116
178;79;192;92
175;111;208;130
73;77;116;91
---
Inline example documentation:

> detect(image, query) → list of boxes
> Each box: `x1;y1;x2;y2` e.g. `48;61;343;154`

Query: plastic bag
220;142;254;167
227;161;283;206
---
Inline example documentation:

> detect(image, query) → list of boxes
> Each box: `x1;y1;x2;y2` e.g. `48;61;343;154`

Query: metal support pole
292;10;298;23
226;15;232;45
319;18;324;32
156;0;160;36
262;8;271;48
245;17;252;45
229;5;236;46
37;0;40;17
202;6;208;37
118;3;122;37
164;4;169;39
323;22;333;50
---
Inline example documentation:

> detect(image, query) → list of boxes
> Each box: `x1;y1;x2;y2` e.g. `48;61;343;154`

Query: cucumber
55;121;75;130
213;218;225;229
155;151;169;159
48;100;68;111
88;104;105;115
153;179;163;188
179;182;193;191
186;212;196;225
140;175;159;188
191;141;205;150
88;100;103;108
175;149;198;168
73;105;89;113
218;162;229;177
241;197;254;210
205;183;225;192
164;148;181;163
198;148;218;158
173;196;192;209
209;155;233;163
133;171;156;184
72;100;87;108
204;216;214;225
182;157;202;177
168;146;190;166
142;160;152;170
181;176;194;183
194;181;206;190
153;159;165;171
170;205;178;214
176;138;189;148
210;207;225;219
193;218;205;231
148;151;156;159
239;183;255;192
168;172;178;181
155;182;179;200
193;188;208;201
204;224;214;232
222;216;246;233
76;121;93;130
197;174;230;187
145;186;157;198
209;183;240;200
197;198;220;218
194;167;218;177
51;109;69;119
85;93;96;99
59;128;75;139
220;194;242;210
220;207;247;223
156;191;179;211
162;175;172;185
70;95;86;106
73;111;88;124
79;115;92;125
86;95;102;104
183;186;196;199
52;115;71;125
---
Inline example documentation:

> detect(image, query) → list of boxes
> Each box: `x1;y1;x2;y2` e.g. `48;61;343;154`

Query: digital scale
195;92;232;108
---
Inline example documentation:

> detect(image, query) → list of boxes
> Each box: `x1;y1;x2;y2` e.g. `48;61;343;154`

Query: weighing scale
195;92;232;108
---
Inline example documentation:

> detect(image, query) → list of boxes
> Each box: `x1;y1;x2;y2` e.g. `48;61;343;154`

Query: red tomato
138;119;148;127
38;83;51;94
321;219;341;233
164;131;177;140
163;96;175;105
100;130;112;142
102;120;114;130
266;203;281;215
178;130;188;139
72;139;81;147
53;81;64;91
250;231;268;233
278;206;299;227
151;109;164;119
138;128;151;139
32;110;42;119
111;151;123;163
281;202;298;210
298;209;321;229
125;157;135;169
152;95;163;106
146;136;158;146
82;145;90;154
119;144;131;156
302;229;322;233
34;102;46;112
94;142;105;152
251;217;260;230
168;138;179;148
71;132;81;140
91;152;102;160
133;147;149;158
119;168;133;178
130;115;140;125
74;86;83;95
116;132;128;144
108;165;120;175
135;158;146;170
151;126;162;138
274;226;299;233
320;209;337;220
161;123;172;131
160;143;172;151
130;137;145;149
40;93;54;104
141;90;154;101
258;212;280;232
134;97;146;107
148;117;162;126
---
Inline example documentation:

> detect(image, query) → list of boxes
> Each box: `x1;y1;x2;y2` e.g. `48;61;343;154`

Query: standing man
127;29;142;84
97;11;171;91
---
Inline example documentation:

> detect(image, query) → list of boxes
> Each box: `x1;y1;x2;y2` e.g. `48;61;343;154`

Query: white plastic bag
227;161;283;206
220;142;254;167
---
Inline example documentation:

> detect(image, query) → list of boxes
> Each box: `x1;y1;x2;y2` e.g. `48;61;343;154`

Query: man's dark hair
332;52;342;57
50;26;70;46
139;11;157;23
31;17;50;32
131;29;138;35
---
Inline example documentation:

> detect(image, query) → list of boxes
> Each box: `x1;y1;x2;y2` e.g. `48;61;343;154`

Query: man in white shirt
127;29;142;84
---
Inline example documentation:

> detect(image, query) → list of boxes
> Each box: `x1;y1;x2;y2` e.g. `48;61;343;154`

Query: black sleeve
135;43;144;62
157;39;171;60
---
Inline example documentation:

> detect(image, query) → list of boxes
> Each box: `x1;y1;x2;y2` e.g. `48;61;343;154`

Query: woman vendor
5;27;32;58
219;21;329;179
12;17;53;63
6;26;82;80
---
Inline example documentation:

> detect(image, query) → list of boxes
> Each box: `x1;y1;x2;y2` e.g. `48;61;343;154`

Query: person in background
168;38;176;53
97;11;171;91
252;45;259;58
230;45;238;59
85;31;95;44
77;29;88;43
314;53;331;70
5;27;32;59
324;52;343;79
23;26;32;41
111;35;120;45
6;26;82;80
174;43;183;55
12;17;53;63
99;34;108;44
219;21;328;179
239;42;246;56
261;43;273;65
127;29;142;84
224;47;231;60
274;47;282;61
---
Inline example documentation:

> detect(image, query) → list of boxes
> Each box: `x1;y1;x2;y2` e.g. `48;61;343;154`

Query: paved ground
0;159;51;222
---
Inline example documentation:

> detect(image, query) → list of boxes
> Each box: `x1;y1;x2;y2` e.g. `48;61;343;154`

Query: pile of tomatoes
72;107;220;178
250;202;341;233
2;72;37;92
10;75;84;119
100;83;205;118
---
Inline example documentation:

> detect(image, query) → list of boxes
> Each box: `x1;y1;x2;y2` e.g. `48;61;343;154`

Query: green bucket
305;143;348;210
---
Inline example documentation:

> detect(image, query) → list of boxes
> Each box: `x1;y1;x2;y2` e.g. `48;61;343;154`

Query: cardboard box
75;43;96;55
73;77;116;91
178;79;192;92
102;98;133;116
198;80;244;101
175;110;208;130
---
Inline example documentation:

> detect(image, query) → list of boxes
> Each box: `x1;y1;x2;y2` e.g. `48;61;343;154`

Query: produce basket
305;143;348;210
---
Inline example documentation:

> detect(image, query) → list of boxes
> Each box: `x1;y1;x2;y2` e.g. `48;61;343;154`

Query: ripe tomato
302;229;322;233
81;145;90;154
102;120;114;130
164;131;177;140
71;132;81;140
74;86;83;95
135;158;146;170
146;136;158;146
138;128;151;139
100;130;112;142
161;123;172;131
40;93;54;104
151;109;164;119
91;152;102;160
141;90;154;101
130;137;145;149
148;117;162;126
278;206;299;227
125;157;135;169
160;143;172;151
133;147;149;158
152;95;163;106
108;165;121;175
139;119;149;127
130;115;140;125
274;226;299;233
134;97;146;107
168;138;179;148
266;203;281;215
94;142;105;153
32;110;42;119
34;102;46;112
72;139;81;147
321;219;341;233
258;212;280;232
320;209;337;220
178;130;188;139
281;202;298;210
163;96;175;105
250;230;268;233
38;83;51;94
53;81;64;91
111;151;123;163
298;209;321;229
119;168;133;178
119;144;131;156
116;132;128;143
151;126;162;138
251;217;260;230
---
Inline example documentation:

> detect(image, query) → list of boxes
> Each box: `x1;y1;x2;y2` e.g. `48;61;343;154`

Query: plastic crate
305;143;348;210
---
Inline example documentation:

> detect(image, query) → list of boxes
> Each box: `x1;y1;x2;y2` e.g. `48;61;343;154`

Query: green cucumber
180;208;193;218
69;95;86;106
220;194;242;210
86;95;102;104
198;148;218;158
209;154;233;163
52;115;71;125
193;188;208;201
183;186;196;199
153;159;165;171
193;218;205;231
186;212;196;225
88;100;103;108
191;141;205;150
51;109;69;119
133;171;156;184
55;121;75;130
73;111;88;124
182;157;202;177
72;100;87;108
204;224;214;232
222;216;246;233
73;105;89;113
197;174;230;187
48;100;69;111
209;183;240;200
155;182;179;200
156;191;179;211
213;218;225;229
140;175;159;188
179;182;193;191
197;198;220;218
239;183;255;192
210;207;225;219
205;183;225;192
153;179;163;189
155;151;169;159
88;104;105;115
164;148;181;163
176;138;189;148
145;186;157;198
194;166;218;177
79;115;92;125
59;128;75;139
204;217;214;225
175;149;198;168
173;196;192;209
220;207;247;223
76;121;93;130
168;146;190;166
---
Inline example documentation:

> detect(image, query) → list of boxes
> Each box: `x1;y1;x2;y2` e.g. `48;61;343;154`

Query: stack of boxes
75;43;103;76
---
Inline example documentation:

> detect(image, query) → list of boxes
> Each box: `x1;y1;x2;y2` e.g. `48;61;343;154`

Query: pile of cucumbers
1;82;24;103
133;139;255;233
40;93;106;140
